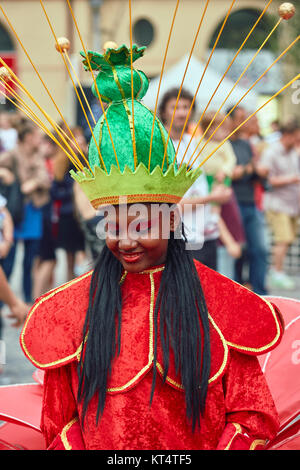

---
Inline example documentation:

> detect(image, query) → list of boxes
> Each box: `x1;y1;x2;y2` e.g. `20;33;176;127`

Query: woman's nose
118;236;139;251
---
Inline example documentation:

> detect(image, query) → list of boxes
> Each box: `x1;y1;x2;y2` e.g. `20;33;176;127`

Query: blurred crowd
0;91;300;339
0;110;105;339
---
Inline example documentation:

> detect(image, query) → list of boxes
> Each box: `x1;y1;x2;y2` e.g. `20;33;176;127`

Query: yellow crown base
71;163;201;209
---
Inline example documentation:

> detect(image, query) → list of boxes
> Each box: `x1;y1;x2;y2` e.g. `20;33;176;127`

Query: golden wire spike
179;0;274;168
56;38;97;126
129;0;137;169
190;72;300;174
183;16;283;170
160;0;211;171
0;78;83;171
0;4;88;169
148;0;180;171
38;0;99;172
188;30;300;170
0;73;83;170
174;0;236;164
65;0;119;173
0;58;88;171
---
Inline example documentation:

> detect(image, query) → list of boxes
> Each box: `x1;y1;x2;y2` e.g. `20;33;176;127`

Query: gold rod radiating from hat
179;0;275;168
187;30;300;171
182;17;282;169
173;0;237;166
129;0;137;169
0;57;87;170
0;5;88;169
0;78;82;171
190;72;300;175
160;0;211;171
64;50;97;126
39;0;96;173
65;0;120;173
148;0;180;171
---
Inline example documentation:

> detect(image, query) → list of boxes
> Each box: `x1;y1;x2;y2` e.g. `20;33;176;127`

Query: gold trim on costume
224;423;242;450
155;313;229;389
249;439;266;450
225;296;282;353
20;271;93;369
107;270;156;392
60;417;79;450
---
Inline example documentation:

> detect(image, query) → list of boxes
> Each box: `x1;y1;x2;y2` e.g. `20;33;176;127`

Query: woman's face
105;203;174;273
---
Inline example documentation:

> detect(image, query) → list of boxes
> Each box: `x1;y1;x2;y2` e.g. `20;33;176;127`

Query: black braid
77;233;211;430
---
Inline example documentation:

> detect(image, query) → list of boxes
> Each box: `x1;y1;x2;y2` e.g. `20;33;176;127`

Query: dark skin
105;203;176;273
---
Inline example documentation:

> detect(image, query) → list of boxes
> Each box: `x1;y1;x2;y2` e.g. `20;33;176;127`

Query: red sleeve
41;365;85;450
217;350;280;450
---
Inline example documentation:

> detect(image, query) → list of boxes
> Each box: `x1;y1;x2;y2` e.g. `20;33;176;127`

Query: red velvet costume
20;261;284;450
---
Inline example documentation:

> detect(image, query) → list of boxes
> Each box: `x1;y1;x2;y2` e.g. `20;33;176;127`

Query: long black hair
77;230;211;430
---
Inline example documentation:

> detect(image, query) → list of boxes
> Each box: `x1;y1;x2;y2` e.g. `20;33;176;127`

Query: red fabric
40;350;279;450
258;297;300;431
0;384;43;431
0;422;45;450
47;419;84;450
20;261;284;450
217;423;266;450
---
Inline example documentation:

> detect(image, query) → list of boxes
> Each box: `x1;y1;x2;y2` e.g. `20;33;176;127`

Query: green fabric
72;44;202;204
71;163;202;202
81;44;175;173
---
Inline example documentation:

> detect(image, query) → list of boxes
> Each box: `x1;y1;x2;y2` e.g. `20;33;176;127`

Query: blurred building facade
0;0;296;126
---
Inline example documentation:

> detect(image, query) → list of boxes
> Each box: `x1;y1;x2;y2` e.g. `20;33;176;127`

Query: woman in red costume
19;44;284;451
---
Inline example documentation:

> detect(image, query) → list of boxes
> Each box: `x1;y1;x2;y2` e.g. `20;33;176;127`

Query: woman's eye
106;223;119;235
136;221;151;233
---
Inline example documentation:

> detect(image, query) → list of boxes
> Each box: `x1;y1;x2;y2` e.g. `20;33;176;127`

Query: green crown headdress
70;44;201;208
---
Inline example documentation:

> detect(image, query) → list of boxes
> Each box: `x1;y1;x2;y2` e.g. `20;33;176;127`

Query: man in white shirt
258;123;300;289
158;87;230;269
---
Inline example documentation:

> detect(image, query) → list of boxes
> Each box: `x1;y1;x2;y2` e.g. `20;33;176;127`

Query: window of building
0;22;14;51
133;18;155;47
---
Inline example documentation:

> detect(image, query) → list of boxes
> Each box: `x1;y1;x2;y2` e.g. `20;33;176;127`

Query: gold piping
60;417;79;450
249;439;266;450
155;313;229;389
225;293;282;353
20;271;93;368
224;423;242;450
107;271;156;392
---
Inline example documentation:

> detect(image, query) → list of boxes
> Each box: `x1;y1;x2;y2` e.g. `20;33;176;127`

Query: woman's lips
120;252;144;263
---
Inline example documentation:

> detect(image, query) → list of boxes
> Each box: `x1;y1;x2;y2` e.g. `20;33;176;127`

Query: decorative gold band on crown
91;193;182;209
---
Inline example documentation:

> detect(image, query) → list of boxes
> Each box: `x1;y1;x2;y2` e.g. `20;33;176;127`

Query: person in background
0;111;18;152
226;106;268;295
0;265;28;328
258;123;300;290
32;134;58;299
159;87;231;270
73;181;105;262
0;121;51;304
265;120;281;145
196;111;243;278
51;126;87;281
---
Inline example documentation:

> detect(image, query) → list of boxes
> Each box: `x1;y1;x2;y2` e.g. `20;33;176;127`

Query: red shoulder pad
194;261;283;356
20;271;92;370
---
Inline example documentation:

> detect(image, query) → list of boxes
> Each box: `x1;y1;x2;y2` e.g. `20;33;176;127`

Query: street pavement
1;243;300;385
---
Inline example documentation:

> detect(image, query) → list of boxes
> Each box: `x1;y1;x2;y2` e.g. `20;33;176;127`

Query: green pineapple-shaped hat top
71;44;200;208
